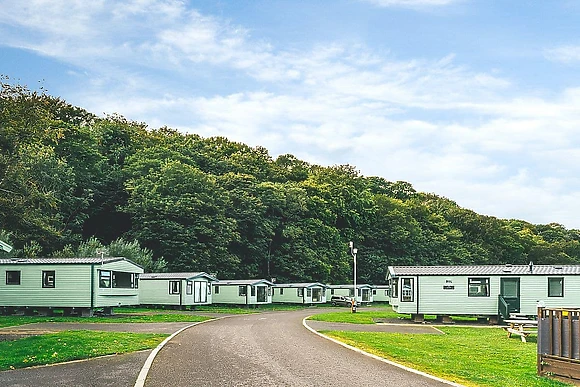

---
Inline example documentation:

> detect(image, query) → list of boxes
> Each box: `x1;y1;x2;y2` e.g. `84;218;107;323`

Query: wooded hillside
2;78;579;283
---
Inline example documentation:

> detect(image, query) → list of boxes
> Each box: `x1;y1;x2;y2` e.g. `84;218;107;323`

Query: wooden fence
537;307;580;383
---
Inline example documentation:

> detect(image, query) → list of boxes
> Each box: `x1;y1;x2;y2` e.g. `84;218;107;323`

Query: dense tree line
2;77;580;283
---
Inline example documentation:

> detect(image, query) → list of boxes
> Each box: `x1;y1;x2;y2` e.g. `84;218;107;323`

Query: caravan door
500;277;520;314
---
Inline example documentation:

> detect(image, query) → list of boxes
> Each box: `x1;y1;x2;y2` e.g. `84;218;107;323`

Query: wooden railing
498;295;509;320
537;307;580;383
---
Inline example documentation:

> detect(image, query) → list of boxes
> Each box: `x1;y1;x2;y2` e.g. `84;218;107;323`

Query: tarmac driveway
0;350;151;387
0;310;458;387
144;310;457;386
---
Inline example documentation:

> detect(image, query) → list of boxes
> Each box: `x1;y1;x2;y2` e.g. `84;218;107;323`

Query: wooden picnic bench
502;319;538;342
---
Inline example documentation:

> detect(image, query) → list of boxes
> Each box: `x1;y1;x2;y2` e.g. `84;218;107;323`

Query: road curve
144;309;453;386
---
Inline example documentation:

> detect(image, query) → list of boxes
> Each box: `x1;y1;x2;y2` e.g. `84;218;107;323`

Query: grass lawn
118;306;256;315
0;330;167;371
0;313;211;328
321;327;569;387
308;308;403;324
121;303;318;314
309;306;482;325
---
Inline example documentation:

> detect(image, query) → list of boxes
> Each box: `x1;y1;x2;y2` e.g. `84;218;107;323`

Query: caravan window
297;288;304;297
239;286;247;296
307;288;312;297
186;281;193;295
42;271;55;288
169;281;180;294
391;278;399;298
100;270;137;288
6;271;20;285
112;271;133;288
401;278;414;302
548;278;564;297
468;278;490;297
99;271;111;288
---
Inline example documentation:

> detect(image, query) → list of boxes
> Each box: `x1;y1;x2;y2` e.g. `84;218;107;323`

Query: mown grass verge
122;303;322;315
0;330;167;371
322;328;570;387
309;306;482;325
308;309;402;324
0;313;211;328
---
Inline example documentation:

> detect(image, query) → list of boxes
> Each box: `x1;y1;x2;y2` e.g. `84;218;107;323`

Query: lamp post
349;241;358;312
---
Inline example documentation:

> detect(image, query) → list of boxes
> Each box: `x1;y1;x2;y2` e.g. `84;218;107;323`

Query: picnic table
503;319;538;342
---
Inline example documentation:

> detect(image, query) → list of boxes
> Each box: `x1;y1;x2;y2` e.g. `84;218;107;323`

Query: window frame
468;277;490;297
169;280;181;295
6;270;21;285
42;270;55;288
186;281;193;295
239;285;247;297
99;270;111;288
548;277;564;297
214;285;220;294
401;278;414;302
297;288;304;298
391;278;398;298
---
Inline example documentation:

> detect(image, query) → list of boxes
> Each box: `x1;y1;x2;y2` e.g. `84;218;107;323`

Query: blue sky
2;0;580;228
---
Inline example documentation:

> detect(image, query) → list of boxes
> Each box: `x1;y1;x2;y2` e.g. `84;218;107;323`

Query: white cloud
544;45;580;64
362;0;461;8
3;1;580;227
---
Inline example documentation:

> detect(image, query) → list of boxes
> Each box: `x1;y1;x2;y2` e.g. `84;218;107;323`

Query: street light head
349;241;353;249
353;248;358;254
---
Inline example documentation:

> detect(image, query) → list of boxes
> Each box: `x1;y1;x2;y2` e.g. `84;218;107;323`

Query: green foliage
107;238;168;272
50;237;165;272
2;77;580;283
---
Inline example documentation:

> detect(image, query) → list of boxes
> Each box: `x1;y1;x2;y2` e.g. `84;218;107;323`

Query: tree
124;158;239;276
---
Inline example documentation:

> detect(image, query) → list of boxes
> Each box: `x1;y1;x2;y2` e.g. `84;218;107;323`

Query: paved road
144;309;454;386
0;350;151;387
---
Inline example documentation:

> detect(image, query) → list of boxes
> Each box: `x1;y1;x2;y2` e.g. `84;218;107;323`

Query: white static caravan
326;284;374;305
0;257;143;316
387;264;580;322
139;272;217;308
212;279;274;305
372;285;390;303
272;282;328;304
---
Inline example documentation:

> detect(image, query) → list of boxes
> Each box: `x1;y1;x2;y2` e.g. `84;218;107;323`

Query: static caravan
0;257;143;316
212;279;274;305
372;285;390;303
272;282;328;304
387;264;580;322
326;284;374;304
140;272;217;308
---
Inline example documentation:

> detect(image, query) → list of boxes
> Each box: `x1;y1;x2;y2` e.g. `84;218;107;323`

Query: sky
2;0;580;228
